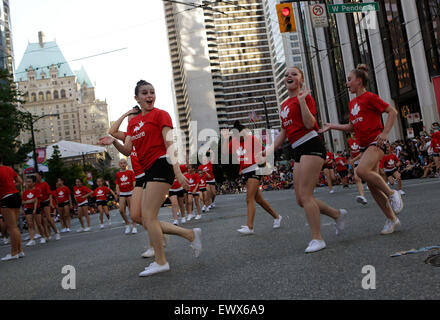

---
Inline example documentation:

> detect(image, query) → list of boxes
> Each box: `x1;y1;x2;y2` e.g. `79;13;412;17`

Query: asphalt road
0;178;439;300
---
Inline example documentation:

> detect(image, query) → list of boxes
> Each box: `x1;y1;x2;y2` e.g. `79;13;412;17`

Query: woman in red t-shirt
265;67;347;253
22;176;42;246
35;172;60;240
94;178;117;229
320;64;403;235
73;179;93;232
99;80;201;277
347;132;368;205
54;178;73;232
115;158;137;234
222;121;281;235
322;151;336;194
0;157;23;260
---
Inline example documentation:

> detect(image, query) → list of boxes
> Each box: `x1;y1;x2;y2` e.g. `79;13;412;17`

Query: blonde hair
352;64;369;87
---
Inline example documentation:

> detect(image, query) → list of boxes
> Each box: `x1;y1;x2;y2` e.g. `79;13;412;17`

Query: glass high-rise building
0;0;14;74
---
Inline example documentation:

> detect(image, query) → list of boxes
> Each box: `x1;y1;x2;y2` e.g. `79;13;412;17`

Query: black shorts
199;188;207;192
58;201;69;208
40;199;50;208
24;208;40;215
385;168;398;177
96;200;108;207
292;136;326;163
206;180;216;186
135;174;147;188
432;153;439;157
119;194;132;198
169;189;185;198
243;170;262;182
338;170;348;178
142;157;175;188
1;193;22;209
78;201;89;208
360;141;387;154
322;165;333;170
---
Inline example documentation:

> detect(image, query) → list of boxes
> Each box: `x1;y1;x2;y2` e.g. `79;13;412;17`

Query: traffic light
276;3;296;33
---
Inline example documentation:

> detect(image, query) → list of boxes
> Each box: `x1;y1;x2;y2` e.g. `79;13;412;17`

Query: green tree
45;145;66;189
0;69;34;165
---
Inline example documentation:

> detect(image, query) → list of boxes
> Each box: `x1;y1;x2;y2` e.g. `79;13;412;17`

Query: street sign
309;4;328;28
328;2;379;14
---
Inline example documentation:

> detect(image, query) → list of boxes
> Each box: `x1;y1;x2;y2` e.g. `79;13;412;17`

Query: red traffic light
282;7;290;16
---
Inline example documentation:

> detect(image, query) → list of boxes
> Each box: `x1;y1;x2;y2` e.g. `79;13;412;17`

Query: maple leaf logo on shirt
98;190;103;194
189;179;194;184
351;103;360;116
75;190;81;195
388;160;395;166
133;121;145;133
27;193;34;199
280;106;289;119
58;191;64;196
351;143;359;151
236;146;246;157
120;175;128;182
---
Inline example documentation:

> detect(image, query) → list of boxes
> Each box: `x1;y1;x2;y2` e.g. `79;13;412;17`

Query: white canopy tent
46;140;105;159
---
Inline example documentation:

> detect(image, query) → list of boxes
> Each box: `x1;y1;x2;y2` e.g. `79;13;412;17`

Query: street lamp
27;113;60;174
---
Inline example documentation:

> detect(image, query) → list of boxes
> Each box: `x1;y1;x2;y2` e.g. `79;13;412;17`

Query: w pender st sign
328;2;379;14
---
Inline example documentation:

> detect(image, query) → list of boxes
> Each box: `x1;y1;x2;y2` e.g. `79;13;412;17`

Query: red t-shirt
73;186;92;204
349;92;389;148
127;108;173;171
335;156;348;172
170;178;182;190
93;186;112;201
198;162;214;180
35;181;51;202
280;95;319;145
22;189;40;209
130;147;144;177
228;135;263;174
53;186;70;204
185;173;200;193
180;164;188;174
431;131;440;153
380;154;400;171
347;137;361;158
198;174;207;190
115;170;135;193
0;166;19;199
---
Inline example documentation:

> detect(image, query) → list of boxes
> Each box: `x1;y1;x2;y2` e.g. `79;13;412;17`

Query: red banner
432;76;440;119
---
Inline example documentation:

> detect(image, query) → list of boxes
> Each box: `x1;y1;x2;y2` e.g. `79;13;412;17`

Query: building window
417;0;440;77
31;93;37;102
53;90;59;99
38;92;44;101
61;89;66;98
46;91;52;100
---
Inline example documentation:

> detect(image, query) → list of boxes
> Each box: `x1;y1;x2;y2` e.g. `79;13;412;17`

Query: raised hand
298;87;312;103
97;136;115;145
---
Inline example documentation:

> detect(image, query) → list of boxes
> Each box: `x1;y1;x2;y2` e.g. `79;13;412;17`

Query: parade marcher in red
379;145;405;195
53;178;72;232
322;151;336;194
334;151;349;189
35;172;60;241
94;178;117;229
266;67;347;253
73;179;93;232
115;158;138;234
347;133;368;205
320;64;403;235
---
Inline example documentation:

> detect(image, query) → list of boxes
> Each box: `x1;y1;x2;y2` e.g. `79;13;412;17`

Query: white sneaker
211;203;216;208
388;190;403;214
207;205;212;210
329;190;335;194
108;219;112;226
399;190;406;195
66;228;71;232
23;235;30;241
190;228;202;258
195;215;202;220
34;233;41;239
187;214;194;221
3;238;9;245
76;228;84;233
26;240;36;246
40;238;46;244
273;216;282;229
356;195;368;205
181;217;186;224
141;247;155;258
55;233;61;240
380;218;401;235
100;224;104;229
202;206;206;213
205;206;210;212
1;253;19;261
173;220;179;226
84;227;91;232
18;251;25;258
60;228;66;233
139;262;170;277
132;227;138;234
124;226;131;234
305;239;326;253
335;209;348;236
237;225;254;235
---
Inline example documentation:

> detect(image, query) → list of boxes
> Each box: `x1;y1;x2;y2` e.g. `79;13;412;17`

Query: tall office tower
0;0;14;74
164;0;280;152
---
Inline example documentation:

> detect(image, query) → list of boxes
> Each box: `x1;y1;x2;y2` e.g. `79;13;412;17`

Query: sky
10;0;176;127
